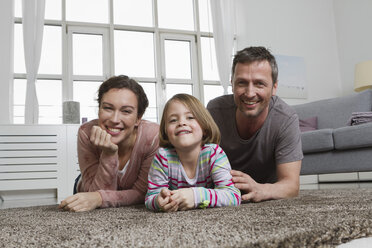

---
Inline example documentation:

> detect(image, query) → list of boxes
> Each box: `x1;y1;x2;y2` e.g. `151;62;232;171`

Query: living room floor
1;182;372;248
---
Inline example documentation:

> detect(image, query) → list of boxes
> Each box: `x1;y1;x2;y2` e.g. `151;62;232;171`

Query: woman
59;75;159;212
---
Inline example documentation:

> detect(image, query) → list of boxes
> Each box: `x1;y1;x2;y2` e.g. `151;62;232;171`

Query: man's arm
231;160;301;202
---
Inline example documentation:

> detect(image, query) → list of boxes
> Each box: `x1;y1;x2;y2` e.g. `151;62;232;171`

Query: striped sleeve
145;149;169;211
192;145;241;208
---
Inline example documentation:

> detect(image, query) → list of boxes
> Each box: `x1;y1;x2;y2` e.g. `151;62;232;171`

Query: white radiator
0;125;80;200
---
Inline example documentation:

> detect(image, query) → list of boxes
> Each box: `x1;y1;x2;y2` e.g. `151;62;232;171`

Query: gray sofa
292;89;372;175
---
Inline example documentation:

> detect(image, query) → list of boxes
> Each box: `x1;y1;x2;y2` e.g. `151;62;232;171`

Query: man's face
232;61;277;120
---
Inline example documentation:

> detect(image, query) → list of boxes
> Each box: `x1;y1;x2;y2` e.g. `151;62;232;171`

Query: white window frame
66;26;110;101
159;32;200;100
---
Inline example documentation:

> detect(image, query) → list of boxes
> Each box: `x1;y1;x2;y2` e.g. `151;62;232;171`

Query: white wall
234;0;343;105
333;0;372;95
0;0;13;124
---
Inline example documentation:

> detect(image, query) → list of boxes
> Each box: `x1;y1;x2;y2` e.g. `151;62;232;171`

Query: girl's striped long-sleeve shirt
145;143;241;210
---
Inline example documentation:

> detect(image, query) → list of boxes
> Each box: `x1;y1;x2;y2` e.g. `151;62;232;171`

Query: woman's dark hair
97;75;149;118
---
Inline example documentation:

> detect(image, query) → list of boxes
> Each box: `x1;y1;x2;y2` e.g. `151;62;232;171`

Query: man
207;46;303;202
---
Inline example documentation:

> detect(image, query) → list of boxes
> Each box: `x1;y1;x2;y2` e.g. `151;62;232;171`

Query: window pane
13;108;25;124
39;26;62;74
14;24;25;73
45;0;62;20
158;0;194;31
66;0;108;24
199;0;213;32
201;37;219;81
139;82;158;123
36;80;62;124
15;0;21;18
37;80;62;106
164;40;191;79
13;79;26;123
73;34;103;76
14;79;26;105
73;81;102;122
166;84;192;101
13;79;62;124
114;31;155;78
203;85;232;106
113;0;153;27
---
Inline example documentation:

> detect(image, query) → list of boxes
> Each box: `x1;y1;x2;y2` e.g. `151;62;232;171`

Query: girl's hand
90;126;118;155
157;188;178;212
170;188;194;211
59;192;102;212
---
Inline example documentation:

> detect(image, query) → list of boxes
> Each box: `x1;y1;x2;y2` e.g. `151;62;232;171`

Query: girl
145;94;241;212
59;75;159;212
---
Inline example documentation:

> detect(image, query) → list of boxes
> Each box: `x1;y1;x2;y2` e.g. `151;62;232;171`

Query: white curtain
210;0;235;94
22;0;45;124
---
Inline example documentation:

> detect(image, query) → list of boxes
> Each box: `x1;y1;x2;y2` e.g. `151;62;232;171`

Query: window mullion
153;0;166;122
109;0;115;77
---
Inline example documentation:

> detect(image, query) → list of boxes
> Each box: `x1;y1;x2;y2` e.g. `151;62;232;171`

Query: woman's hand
59;192;103;212
170;188;195;211
90;126;118;155
157;188;178;212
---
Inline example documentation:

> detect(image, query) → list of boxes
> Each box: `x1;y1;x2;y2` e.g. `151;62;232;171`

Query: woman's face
98;88;140;146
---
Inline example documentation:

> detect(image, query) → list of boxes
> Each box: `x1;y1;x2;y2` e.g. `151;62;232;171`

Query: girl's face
165;100;203;152
98;88;140;145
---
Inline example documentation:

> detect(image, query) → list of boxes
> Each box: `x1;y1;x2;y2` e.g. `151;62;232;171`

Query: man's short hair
231;46;278;84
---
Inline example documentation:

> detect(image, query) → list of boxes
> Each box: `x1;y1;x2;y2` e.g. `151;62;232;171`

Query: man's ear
272;81;278;96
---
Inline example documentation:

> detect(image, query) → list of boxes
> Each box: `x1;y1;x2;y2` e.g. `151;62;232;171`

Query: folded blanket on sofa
347;112;372;126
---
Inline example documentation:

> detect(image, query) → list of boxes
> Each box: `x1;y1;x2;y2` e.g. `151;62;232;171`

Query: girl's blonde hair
159;94;221;148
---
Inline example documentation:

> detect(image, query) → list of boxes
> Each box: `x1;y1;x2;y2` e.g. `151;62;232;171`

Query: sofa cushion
293;89;372;129
299;116;318;132
333;122;372;150
301;128;334;153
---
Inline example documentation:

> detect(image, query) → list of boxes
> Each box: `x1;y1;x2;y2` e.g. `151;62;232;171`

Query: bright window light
73;81;102;121
14;24;25;73
158;0;194;31
39;26;62;75
201;37;219;81
203;85;232;106
13;79;63;124
114;31;155;78
113;0;153;27
139;82;158;123
36;80;62;124
199;0;213;33
45;0;62;20
166;84;192;100
66;0;108;24
164;40;192;79
73;34;103;76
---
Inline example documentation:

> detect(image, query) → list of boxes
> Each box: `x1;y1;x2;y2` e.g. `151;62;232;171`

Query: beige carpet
1;189;372;247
